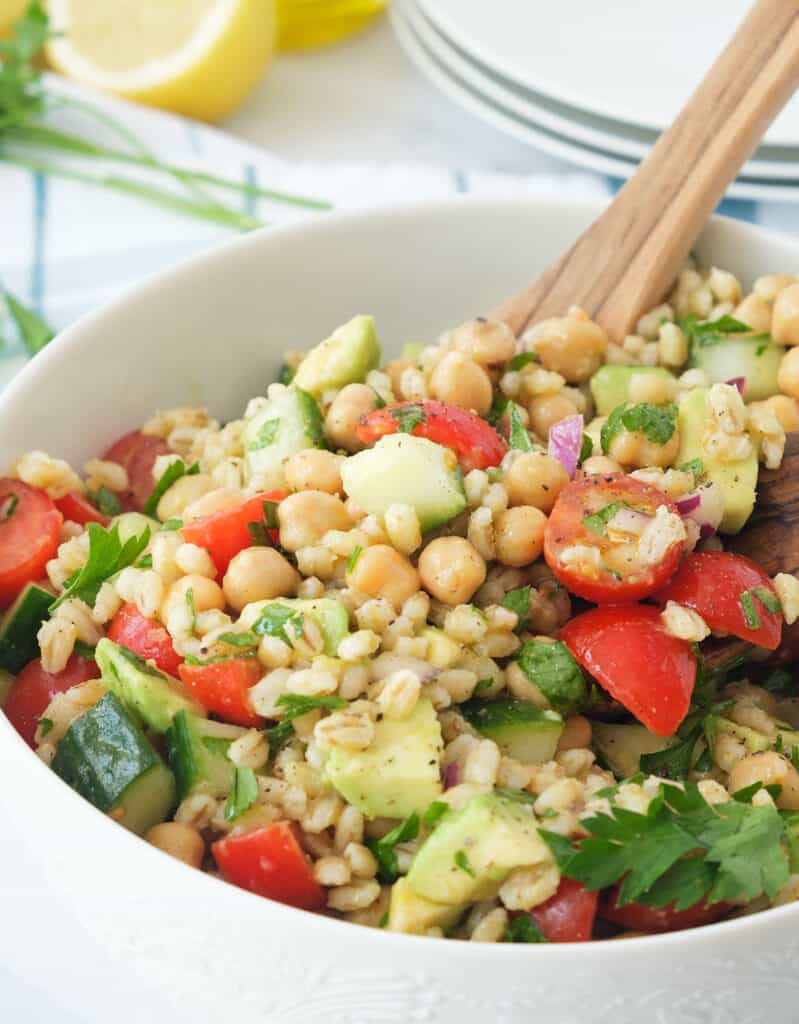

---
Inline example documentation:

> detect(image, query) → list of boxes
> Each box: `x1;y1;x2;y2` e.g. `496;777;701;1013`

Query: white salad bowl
3;197;799;1024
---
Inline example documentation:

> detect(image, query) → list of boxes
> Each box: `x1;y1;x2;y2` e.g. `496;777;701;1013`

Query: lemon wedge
45;0;276;122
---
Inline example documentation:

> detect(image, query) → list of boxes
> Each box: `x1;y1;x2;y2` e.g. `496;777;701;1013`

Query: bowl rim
3;192;799;960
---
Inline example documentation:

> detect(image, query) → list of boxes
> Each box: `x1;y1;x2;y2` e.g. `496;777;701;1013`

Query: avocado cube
387;877;466;935
293;315;381;397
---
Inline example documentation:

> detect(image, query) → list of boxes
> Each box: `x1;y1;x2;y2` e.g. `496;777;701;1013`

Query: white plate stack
391;0;799;202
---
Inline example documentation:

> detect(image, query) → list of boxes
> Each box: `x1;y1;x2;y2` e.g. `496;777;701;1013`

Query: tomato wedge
355;400;508;473
107;603;182;677
212;821;324;910
652;551;783;651
180;491;285;576
601;884;729;933
544;475;684;603
3;654;100;747
178;657;264;727
0;479;62;608
102;430;170;512
529;878;599;943
55;492;109;528
561;605;697;736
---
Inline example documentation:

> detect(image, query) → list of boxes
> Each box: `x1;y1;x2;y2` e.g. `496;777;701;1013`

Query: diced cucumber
95;638;205;733
239;597;349;657
590;366;675;416
690;338;783;402
52;691;176;835
0;669;14;707
0;582;52;673
293;315;381;397
341;434;467;531
166;710;246;799
460;699;563;764
591;721;675;779
111;512;159;544
241;385;326;489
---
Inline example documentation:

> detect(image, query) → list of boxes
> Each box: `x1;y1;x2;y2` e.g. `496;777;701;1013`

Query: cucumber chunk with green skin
690;338;783;402
325;698;443;818
591;721;676;779
677;387;757;534
406;792;555;905
111;512;159;544
387;877;466;935
590;366;674;416
293;315;381;397
460;700;563;764
166;710;246;800
95;638;205;733
341;434;467;531
242;385;326;489
52;691;176;835
0;669;14;708
238;597;349;657
515;639;589;717
0;582;52;673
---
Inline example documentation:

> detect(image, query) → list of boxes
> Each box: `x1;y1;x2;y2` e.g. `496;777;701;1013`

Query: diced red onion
443;762;460;790
699;522;716;542
675;482;724;547
675;493;701;514
548;414;584;479
726;377;745;396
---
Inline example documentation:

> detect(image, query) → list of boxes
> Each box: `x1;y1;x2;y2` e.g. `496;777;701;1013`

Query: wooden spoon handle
495;0;799;340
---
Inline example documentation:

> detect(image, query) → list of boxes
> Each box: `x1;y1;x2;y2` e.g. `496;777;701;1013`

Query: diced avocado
111;512;159;544
690;338;783;402
591;721;676;779
166;710;246;799
715;716;772;753
241;385;326;489
418;627;462;669
52;691;176;835
325;697;443;818
341;434;467;531
401;342;425;361
590;366;674;416
406;792;555;905
387;877;466;935
293;315;381;397
95;638;205;734
514;639;589;717
239;597;349;657
460;699;563;764
0;669;14;707
677;387;757;534
0;582;52;674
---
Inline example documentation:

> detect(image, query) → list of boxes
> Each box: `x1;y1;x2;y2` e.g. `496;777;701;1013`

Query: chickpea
384;358;413;396
146;822;205;868
277;491;351;552
581;454;623;475
347;544;420;609
493;506;547;567
526;308;608;383
429;351;493;415
223;547;299;612
527;393;580;439
284;449;344;495
418;537;486;605
156;473;214;521
778;346;799;399
607;426;680;469
734;294;772;335
772;282;799;346
505;452;568;512
162;573;225;622
450;318;516;367
557;715;592;752
182;487;241;522
722;683;779;718
325;384;379;452
765;393;799;431
727;751;799;810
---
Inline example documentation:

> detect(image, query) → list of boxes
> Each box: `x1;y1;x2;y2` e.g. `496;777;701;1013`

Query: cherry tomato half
601;884;730;933
180;491;285;576
355;400;508;473
0;479;62;608
3;654;100;747
652;551;783;651
561;604;697;736
107;603;182;678
529;878;599;943
178;657;264;727
544;475;684;604
55;492;109;528
102;430;170;512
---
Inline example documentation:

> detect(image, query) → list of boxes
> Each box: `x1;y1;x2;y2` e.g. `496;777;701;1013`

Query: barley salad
2;261;799;944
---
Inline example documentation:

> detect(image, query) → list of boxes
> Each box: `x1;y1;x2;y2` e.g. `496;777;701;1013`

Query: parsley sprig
601;403;677;454
50;521;150;611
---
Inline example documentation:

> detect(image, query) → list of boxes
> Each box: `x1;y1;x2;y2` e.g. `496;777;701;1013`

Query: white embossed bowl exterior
2;198;799;1024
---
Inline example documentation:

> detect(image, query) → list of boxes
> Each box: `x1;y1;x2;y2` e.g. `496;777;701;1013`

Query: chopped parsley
486;393;509;427
578;433;593;466
494;788;536;804
582;500;628;537
218;631;259;648
73;641;96;660
740;590;761;630
600;402;678;454
501;585;531;633
135;554;153;569
507;351;539;372
422;801;449;829
114;644;166;679
505;915;548;943
367;813;420;883
753;586;782;615
37;717;53;737
144;459;199;517
454;849;476;878
390;403;426;434
0;493;19;521
680;313;771;351
50;521;150;611
87;485;122;518
185;587;197;633
160;517;183;531
678;458;704;478
515;638;589;717
247;519;273;547
473;677;495;694
347;545;363;574
508;403;534;451
277;363;295;385
263;693;347;756
223;766;259;821
251;603;303;646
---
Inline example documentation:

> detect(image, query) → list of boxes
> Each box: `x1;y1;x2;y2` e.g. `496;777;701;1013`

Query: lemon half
45;0;276;122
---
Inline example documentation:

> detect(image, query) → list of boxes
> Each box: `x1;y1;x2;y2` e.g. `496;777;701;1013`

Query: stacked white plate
390;0;799;202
